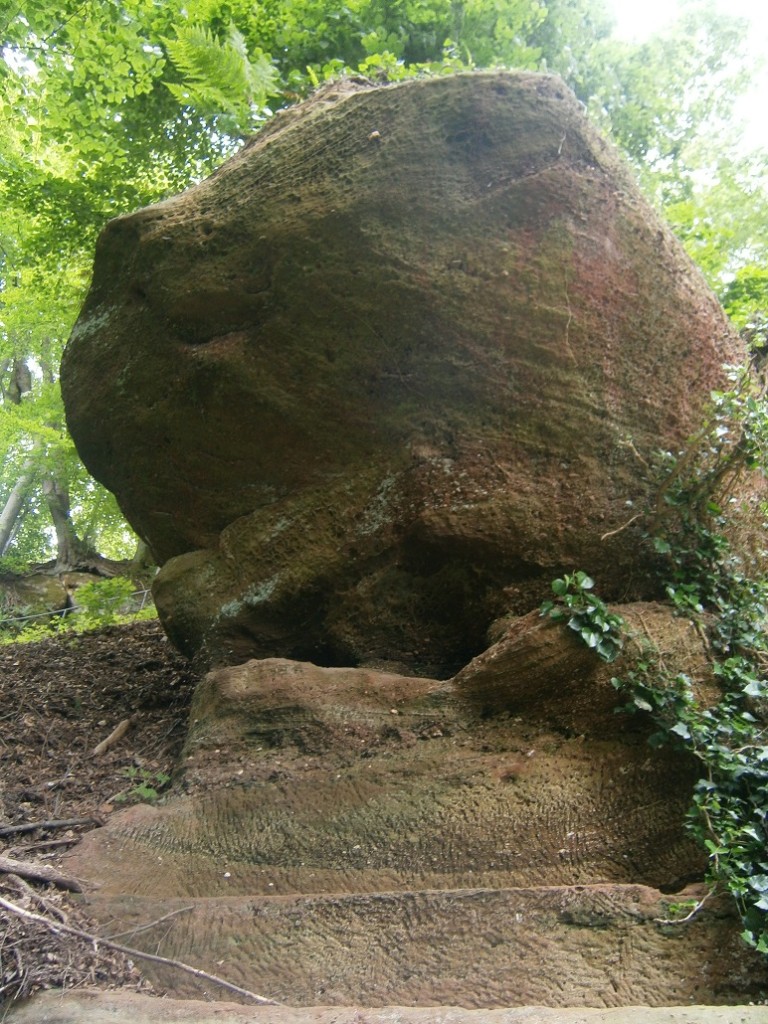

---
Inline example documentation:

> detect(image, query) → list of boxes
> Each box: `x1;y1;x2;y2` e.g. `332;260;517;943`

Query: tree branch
0;895;283;1006
0;816;100;838
91;716;137;756
0;854;83;893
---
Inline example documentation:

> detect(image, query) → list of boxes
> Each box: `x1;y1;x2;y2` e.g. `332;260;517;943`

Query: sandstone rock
63;651;768;1007
454;602;719;735
0;573;69;623
10;992;768;1023
62;72;744;670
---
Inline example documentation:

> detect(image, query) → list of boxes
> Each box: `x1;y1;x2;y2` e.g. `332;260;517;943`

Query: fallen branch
0;855;83;893
2;872;69;923
0;895;282;1006
0;816;99;838
92;715;137;756
600;512;642;542
106;905;194;941
7;837;82;858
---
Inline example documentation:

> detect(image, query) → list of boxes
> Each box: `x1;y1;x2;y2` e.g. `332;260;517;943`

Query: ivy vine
544;362;768;952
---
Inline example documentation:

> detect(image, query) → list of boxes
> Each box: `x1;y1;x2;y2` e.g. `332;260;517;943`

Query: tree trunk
0;458;37;556
130;537;155;569
0;357;38;557
41;477;96;571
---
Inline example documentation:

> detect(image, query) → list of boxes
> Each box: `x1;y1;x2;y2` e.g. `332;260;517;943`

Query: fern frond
163;23;276;132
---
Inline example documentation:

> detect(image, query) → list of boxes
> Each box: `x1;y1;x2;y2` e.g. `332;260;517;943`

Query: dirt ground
0;620;199;1007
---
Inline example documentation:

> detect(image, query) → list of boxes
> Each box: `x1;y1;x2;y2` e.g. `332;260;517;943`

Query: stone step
7;991;768;1024
77;884;768;1007
64;658;706;900
62;660;768;1009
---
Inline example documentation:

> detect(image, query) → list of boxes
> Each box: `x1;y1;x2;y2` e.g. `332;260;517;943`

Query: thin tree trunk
0;357;38;557
130;537;154;568
0;457;37;556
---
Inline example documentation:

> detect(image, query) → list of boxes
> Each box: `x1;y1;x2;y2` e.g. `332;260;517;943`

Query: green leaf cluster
115;765;171;805
613;364;768;952
163;23;277;135
540;569;624;662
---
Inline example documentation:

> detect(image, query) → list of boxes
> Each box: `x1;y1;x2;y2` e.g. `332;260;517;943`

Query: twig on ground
1;873;68;922
0;817;99;838
0;895;283;1006
105;905;194;941
7;837;82;858
0;855;83;893
92;716;137;756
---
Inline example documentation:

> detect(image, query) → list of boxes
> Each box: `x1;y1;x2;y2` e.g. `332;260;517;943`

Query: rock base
7;992;768;1024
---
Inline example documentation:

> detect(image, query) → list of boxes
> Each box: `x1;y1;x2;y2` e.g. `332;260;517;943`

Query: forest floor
0;620;199;1008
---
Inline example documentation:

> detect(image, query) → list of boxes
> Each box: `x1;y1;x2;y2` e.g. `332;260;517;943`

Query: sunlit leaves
163;22;277;136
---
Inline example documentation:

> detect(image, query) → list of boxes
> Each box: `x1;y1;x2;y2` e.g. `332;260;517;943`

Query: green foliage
613;364;768;952
163;22;277;136
0;618;64;646
115;766;171;804
540;569;624;662
0;576;156;646
723;270;768;331
581;5;750;199
71;577;136;630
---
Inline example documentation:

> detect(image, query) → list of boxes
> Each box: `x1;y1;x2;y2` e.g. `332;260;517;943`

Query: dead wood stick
0;895;282;1006
105;905;194;941
92;715;137;756
7;837;82;857
0;816;99;838
2;873;68;922
0;854;83;893
600;512;642;541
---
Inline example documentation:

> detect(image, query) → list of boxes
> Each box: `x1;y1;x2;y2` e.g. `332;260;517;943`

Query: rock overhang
61;71;745;670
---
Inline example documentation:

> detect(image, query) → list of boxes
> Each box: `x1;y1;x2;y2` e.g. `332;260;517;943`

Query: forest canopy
1;0;767;572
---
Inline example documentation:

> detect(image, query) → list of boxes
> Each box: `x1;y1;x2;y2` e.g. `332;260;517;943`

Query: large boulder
61;72;743;671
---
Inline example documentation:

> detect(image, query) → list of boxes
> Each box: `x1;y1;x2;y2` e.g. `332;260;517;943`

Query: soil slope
0;621;198;1004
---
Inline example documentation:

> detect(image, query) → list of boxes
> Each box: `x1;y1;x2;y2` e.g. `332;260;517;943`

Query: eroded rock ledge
61;608;768;1006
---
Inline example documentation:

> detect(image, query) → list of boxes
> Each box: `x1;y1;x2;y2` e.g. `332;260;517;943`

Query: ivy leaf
743;679;766;697
670;721;691;740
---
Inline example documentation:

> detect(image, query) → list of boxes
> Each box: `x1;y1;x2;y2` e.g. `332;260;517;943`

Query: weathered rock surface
62;622;768;1007
62;72;744;671
9;992;768;1024
0;573;68;622
454;602;719;734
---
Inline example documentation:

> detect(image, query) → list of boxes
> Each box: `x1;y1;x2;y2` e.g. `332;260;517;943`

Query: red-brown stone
62;72;744;670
